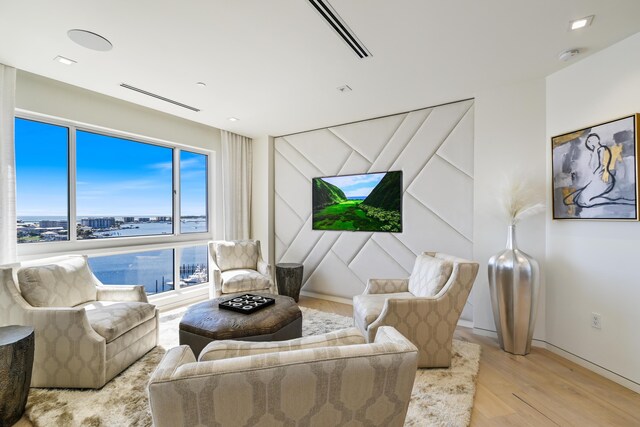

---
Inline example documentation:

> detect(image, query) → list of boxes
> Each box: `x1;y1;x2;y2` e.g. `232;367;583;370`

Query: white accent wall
546;32;640;389
273;100;475;317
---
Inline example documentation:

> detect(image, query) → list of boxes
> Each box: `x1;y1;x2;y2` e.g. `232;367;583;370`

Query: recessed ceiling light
67;29;113;51
196;82;207;88
570;15;594;30
54;55;76;65
337;85;352;93
228;117;239;122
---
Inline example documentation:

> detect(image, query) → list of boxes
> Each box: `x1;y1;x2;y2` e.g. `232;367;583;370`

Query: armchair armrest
199;327;365;361
209;264;222;298
149;345;197;384
257;258;271;277
96;285;148;302
363;278;409;294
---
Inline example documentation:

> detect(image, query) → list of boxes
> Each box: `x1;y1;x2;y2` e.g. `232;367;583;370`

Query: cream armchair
208;239;273;298
353;252;479;368
148;327;417;427
0;255;159;389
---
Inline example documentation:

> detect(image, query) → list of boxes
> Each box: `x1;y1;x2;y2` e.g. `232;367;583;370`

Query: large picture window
76;131;174;240
15;118;69;243
14;116;209;245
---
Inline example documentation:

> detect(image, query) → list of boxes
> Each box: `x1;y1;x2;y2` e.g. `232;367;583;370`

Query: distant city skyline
15;118;208;217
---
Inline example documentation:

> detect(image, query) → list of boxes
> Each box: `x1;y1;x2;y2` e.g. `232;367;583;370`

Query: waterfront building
123;217;135;223
39;220;68;228
81;217;116;229
138;217;150;223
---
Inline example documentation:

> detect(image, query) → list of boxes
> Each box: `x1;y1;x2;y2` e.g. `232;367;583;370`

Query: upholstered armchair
148;326;418;427
208;240;273;298
353;252;479;368
0;255;159;389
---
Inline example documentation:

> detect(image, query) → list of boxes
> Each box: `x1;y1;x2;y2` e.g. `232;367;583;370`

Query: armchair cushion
220;269;270;293
17;256;99;307
78;300;156;343
213;241;259;271
408;254;453;297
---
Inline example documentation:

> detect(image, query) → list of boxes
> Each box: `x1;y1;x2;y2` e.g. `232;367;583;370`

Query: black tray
219;294;275;314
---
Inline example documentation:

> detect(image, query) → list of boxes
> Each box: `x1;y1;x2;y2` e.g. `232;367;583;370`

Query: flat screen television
312;171;402;232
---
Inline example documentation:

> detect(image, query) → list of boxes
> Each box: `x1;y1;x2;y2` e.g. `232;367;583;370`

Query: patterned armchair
148;327;418;427
0;255;159;388
208;240;273;298
353;252;479;368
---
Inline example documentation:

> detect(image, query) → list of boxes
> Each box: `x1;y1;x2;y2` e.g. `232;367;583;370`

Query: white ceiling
1;0;639;138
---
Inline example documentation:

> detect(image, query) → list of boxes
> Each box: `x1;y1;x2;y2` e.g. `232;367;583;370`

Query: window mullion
68;125;77;241
173;148;180;236
174;246;181;291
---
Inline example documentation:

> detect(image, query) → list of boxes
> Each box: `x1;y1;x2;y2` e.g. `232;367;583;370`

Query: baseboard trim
472;327;640;393
299;290;353;306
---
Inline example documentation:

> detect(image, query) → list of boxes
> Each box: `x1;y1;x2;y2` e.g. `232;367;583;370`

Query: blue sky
15;118;207;218
321;172;386;198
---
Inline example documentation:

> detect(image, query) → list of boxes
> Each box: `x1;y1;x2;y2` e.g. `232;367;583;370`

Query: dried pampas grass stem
500;177;545;225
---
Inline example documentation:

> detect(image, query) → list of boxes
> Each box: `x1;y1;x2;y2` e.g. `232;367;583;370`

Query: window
15;118;69;243
180;151;208;233
76;131;173;240
179;245;209;287
88;249;175;295
14;116;210;245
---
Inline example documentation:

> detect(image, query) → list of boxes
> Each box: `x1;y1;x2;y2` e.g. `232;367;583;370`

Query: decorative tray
219;294;275;314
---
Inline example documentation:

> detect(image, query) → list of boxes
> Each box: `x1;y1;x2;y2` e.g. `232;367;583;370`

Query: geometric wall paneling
330;113;406;163
436;106;475;177
274;99;474;319
396;194;473;260
371;109;432;172
407;155;474;240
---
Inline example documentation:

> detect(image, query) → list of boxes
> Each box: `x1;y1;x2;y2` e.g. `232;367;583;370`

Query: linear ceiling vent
308;0;371;59
120;83;200;112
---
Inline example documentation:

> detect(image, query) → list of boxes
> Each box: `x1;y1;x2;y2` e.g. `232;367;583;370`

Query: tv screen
312;171;402;232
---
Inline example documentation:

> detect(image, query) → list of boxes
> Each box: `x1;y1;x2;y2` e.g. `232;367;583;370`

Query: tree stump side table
0;325;34;427
275;263;304;302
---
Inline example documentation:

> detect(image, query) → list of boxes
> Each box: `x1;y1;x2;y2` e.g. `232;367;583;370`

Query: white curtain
0;64;17;265
221;130;252;240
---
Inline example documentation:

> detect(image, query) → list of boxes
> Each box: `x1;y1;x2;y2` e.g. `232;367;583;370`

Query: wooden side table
275;263;304;302
0;325;34;427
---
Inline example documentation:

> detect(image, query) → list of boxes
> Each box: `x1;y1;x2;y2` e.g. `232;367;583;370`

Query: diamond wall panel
274;100;474;319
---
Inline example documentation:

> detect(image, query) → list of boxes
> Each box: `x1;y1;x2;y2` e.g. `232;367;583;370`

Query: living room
1;1;640;426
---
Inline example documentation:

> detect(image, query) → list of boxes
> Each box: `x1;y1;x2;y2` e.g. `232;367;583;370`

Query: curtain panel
0;64;16;265
221;130;252;240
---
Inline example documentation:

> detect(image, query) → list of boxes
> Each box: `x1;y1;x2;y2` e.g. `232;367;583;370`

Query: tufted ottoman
179;293;302;357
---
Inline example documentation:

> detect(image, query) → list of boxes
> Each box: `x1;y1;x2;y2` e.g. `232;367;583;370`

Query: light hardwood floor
298;296;640;427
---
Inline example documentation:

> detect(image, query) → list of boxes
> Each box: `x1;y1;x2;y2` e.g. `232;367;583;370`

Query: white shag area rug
26;307;480;426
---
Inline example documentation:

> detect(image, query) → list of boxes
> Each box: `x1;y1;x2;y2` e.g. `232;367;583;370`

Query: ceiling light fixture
54;55;76;65
68;29;113;51
196;82;207;88
570;15;594;30
558;49;580;62
228;117;239;122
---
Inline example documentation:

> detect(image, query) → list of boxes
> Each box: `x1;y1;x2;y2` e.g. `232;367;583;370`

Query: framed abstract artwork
551;114;639;220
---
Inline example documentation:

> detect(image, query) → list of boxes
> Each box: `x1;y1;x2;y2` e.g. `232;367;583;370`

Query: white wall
15;71;224;239
473;78;547;341
273;101;475;311
546;32;640;388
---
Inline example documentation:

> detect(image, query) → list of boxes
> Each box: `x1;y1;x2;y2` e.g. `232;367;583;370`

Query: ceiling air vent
308;0;371;59
120;83;200;112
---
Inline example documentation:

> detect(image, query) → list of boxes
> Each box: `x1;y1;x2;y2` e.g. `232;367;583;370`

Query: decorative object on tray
218;293;275;314
275;263;304;302
489;176;544;355
551;114;639;220
0;325;34;427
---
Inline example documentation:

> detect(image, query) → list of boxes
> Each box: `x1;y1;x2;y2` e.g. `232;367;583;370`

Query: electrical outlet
591;312;602;329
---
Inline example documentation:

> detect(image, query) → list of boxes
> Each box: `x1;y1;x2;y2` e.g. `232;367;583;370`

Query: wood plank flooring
299;296;640;427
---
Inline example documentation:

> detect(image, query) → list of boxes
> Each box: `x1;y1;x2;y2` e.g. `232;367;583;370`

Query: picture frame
551;114;639;220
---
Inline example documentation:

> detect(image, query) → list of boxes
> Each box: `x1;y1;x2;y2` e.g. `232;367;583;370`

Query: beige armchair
353;252;479;368
0;255;159;388
148;327;418;427
208;240;273;298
